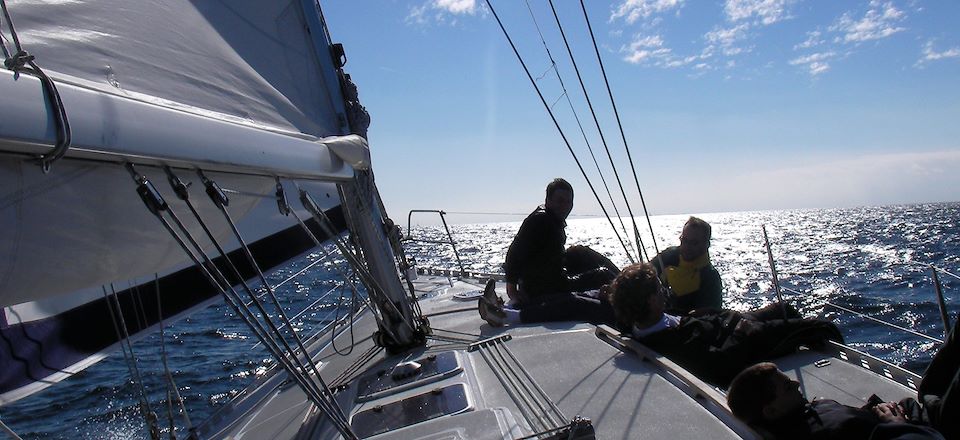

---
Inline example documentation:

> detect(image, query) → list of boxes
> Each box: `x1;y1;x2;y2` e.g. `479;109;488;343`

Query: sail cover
3;0;348;137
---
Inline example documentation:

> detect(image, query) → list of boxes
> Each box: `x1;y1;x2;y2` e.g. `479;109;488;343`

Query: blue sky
322;1;960;225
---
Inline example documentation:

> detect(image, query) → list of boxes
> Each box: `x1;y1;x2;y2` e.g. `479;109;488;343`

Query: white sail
0;0;367;403
4;0;348;136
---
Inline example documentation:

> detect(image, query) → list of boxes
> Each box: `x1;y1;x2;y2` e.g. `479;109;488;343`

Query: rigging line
499;343;567;424
330;282;358;356
525;0;638;261
146;170;350;432
907;261;960;282
300;189;417;339
477;348;545;432
164;169;316;364
578;0;661;260
781;287;944;344
274;255;326;290
535;62;554;81
484;0;636;262
544;0;645;262
163;171;321;373
164;210;354;436
548;91;565;109
101;286;150;413
285;194;380;355
153;273;193;431
490;342;563;428
0;417;23;440
105;283;158;429
250;284;345;351
197;173;354;434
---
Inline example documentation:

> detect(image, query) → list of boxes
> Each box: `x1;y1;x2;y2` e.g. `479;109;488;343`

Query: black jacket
761;400;944;440
504;206;567;298
637;310;842;387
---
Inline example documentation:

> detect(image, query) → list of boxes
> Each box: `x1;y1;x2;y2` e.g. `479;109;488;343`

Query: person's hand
872;402;907;423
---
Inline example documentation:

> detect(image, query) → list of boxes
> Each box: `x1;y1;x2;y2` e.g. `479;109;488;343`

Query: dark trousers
520;245;620;301
518;291;617;327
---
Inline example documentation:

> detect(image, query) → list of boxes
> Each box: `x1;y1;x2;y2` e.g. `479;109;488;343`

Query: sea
2;202;959;439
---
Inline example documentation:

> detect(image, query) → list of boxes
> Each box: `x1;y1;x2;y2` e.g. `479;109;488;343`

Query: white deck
196;275;920;439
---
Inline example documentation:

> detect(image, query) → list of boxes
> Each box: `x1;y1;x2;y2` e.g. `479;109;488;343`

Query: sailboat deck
198;275;920;439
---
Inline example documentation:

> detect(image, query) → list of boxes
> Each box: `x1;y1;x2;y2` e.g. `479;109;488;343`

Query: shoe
478;296;506;327
478;279;506;327
481;279;502;307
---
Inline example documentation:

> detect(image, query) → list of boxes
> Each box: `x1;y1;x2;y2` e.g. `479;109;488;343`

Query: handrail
404;210;466;276
780;286;944;344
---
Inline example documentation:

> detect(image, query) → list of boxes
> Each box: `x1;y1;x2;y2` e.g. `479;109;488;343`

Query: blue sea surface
3;203;959;439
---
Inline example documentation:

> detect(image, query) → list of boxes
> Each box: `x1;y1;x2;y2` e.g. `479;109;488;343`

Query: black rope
546;0;647;262
525;0;638;262
1;0;71;172
195;171;355;437
578;0;662;261
154;273;193;434
484;0;636;262
139;166;355;437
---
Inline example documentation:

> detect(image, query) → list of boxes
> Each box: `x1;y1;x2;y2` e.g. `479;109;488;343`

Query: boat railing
404;209;466;276
776;261;956;346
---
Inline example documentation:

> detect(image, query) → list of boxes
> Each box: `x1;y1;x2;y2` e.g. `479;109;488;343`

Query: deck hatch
351;383;470;438
355;351;462;402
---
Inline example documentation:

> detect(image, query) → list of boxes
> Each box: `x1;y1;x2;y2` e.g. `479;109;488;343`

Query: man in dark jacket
726;317;959;440
726;362;947;439
650;216;723;312
503;178;617;305
609;262;842;387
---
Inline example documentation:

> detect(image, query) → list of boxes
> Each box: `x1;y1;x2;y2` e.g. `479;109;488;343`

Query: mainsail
0;0;365;404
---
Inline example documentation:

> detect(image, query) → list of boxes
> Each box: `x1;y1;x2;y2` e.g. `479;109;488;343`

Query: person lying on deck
608;262;843;387
726;319;960;440
650;216;723;313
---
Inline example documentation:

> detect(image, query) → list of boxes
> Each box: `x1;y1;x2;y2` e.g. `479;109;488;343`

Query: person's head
544;178;574;220
609;262;666;328
727;363;807;426
679;216;711;261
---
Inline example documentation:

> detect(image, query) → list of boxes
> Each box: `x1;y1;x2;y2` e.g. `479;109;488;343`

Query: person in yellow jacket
650;216;722;312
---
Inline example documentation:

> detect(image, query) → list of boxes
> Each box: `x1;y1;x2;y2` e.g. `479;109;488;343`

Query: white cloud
795;31;824;50
705;24;750;56
916;40;960;67
621;34;672;64
830;0;906;44
621;34;705;68
406;0;481;25
725;0;792;25
611;0;684;24
434;0;478;14
789;51;836;76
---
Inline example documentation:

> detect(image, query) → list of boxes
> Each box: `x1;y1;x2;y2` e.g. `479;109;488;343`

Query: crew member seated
650;216;722;313
608;262;842;387
502;178;619;307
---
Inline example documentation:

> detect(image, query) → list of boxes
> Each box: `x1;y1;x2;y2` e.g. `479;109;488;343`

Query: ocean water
3;203;959;439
